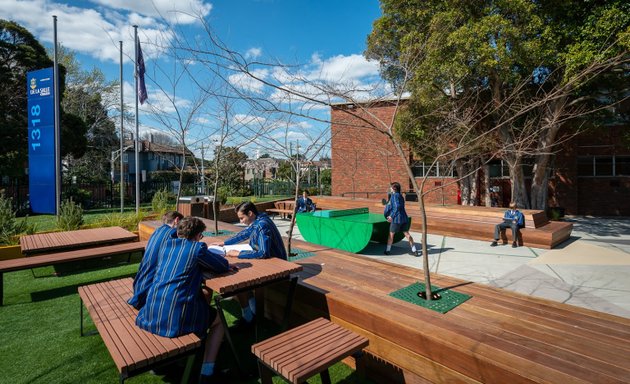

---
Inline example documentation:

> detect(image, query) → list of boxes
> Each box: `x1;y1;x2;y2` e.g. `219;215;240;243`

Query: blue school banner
27;67;56;214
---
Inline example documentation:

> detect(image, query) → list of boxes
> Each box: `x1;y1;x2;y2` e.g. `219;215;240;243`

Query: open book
207;243;253;256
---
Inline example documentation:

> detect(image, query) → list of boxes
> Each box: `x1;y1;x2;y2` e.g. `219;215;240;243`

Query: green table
295;207;409;253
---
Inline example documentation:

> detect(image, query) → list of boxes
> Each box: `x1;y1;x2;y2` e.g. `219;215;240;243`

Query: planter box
0;245;23;261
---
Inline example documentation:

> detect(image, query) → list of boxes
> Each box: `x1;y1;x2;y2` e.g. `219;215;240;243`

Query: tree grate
389;282;471;314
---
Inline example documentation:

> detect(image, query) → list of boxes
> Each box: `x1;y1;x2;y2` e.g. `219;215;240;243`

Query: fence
2;178;330;216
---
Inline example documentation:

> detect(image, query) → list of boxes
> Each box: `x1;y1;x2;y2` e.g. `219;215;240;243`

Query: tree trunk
483;164;491;207
507;155;530;209
286;162;301;256
455;160;470;205
530;98;565;210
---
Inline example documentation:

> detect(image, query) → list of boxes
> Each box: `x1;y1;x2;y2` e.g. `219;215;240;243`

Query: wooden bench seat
266;200;295;219
79;278;203;383
252;317;369;384
311;196;572;249
0;241;147;306
260;237;630;384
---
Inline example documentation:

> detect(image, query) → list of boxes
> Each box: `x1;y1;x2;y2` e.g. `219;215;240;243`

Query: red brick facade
331;102;630;216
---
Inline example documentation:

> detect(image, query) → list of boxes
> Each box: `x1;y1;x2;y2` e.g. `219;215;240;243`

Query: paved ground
273;215;630;319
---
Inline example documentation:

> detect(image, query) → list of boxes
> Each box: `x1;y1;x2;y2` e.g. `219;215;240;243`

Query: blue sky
1;0;384;159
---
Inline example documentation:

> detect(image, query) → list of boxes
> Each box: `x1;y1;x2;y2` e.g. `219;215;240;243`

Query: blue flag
137;40;148;104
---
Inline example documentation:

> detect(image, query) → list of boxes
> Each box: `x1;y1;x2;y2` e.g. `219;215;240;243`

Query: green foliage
151;188;173;214
56;199;84;231
0;192;35;245
216;186;229;205
87;211;149;232
0;19;54;177
215;146;248;193
62;187;92;209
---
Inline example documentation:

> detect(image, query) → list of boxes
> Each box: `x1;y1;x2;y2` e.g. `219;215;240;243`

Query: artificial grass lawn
0;256;372;384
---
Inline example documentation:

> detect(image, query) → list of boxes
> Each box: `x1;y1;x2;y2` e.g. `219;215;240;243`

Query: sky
0;0;384;159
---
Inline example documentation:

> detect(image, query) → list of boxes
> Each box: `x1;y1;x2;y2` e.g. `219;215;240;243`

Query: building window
488;160;509;178
123;153;128;163
617;156;630;176
411;161;455;178
578;156;628;177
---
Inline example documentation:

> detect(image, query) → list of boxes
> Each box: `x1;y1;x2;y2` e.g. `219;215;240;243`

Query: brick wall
331;103;410;197
330;102;630;215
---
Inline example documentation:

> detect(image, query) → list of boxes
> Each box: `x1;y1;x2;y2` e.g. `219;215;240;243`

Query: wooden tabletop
203;258;303;295
19;226;138;255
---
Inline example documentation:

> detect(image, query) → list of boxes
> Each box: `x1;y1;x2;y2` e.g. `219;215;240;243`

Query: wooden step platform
310;196;573;248
140;220;630;384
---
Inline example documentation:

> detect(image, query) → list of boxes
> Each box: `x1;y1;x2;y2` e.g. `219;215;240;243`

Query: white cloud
0;1;182;63
88;0;212;25
228;68;269;94
245;47;262;59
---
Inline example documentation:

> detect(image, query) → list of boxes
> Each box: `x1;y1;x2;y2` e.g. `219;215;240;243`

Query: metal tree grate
288;247;316;261
389;282;471;314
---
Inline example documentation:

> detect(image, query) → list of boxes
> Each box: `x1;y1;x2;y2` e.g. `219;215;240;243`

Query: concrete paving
273;215;630;319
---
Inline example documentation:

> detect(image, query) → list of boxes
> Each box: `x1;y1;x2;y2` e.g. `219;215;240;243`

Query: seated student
490;202;525;248
295;190;316;213
128;210;183;309
211;201;286;330
136;216;233;383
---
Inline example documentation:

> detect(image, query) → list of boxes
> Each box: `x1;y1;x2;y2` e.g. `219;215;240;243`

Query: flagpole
133;26;140;214
53;15;61;216
119;40;124;213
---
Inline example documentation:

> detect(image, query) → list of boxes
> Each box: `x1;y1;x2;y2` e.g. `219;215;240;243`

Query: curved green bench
296;207;409;253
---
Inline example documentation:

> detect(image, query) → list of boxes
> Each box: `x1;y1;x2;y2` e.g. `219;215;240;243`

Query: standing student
211;201;286;330
384;182;418;256
136;216;233;383
128;210;183;310
491;202;525;248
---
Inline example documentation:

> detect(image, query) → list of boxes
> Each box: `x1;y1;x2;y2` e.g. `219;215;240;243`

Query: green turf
0;257;373;383
389;282;472;314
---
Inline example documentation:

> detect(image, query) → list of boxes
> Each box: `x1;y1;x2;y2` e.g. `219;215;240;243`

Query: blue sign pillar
27;67;56;214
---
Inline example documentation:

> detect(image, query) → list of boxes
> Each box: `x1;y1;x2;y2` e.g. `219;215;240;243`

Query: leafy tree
56;47;118;183
0;19;53;177
367;0;630;209
0;20;90;180
214;146;247;194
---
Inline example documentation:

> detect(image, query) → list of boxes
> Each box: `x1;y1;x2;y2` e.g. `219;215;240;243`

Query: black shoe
231;316;256;332
384;250;391;255
490;241;498;247
409;250;420;256
512;242;518;248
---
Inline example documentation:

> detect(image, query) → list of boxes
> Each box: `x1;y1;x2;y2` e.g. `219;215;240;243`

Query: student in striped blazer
211;201;287;331
384;182;418;256
128;210;183;310
136;216;233;382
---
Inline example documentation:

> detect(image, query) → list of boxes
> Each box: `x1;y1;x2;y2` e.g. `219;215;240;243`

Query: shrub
89;211;149;232
0;192;35;245
57;199;84;231
216;186;229;205
151;188;173;215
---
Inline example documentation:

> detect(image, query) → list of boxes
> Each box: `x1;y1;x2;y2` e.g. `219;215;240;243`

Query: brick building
330;100;630;216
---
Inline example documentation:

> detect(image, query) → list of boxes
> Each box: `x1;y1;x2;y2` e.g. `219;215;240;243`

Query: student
211;201;286;330
384;182;418;256
128;210;183;310
295;190;316;213
490;202;525;248
136;216;232;383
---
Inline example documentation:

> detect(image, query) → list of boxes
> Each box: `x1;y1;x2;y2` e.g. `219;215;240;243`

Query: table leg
281;276;298;331
214;295;244;374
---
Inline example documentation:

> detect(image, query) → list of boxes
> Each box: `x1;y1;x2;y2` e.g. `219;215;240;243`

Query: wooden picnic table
203;257;303;374
19;226;138;255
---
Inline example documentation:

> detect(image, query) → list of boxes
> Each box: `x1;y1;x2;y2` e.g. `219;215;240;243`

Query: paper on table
207;243;253;255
